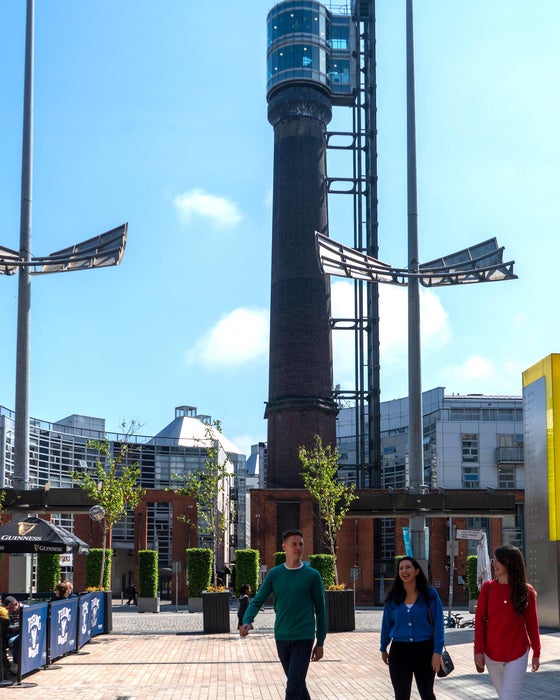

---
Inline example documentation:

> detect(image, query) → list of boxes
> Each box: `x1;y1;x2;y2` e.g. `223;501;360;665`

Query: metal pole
406;0;427;560
14;0;34;490
406;0;423;492
447;516;454;626
364;0;381;489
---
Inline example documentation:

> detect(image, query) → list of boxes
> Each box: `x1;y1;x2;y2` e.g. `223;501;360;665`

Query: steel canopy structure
0;224;127;277
348;489;516;519
316;232;517;287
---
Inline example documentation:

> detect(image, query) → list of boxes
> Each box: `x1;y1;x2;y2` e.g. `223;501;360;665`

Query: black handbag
427;606;454;677
437;648;454;677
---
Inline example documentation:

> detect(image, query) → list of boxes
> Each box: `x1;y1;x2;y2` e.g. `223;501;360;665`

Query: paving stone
7;603;559;699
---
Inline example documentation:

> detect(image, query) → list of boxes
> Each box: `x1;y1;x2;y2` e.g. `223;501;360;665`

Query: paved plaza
5;602;560;699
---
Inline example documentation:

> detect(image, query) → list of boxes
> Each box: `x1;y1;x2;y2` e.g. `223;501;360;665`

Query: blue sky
0;1;559;456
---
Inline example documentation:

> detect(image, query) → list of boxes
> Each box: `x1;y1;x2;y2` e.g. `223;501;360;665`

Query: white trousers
484;650;529;700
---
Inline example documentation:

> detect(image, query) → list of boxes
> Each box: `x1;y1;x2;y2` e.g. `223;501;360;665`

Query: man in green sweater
239;529;326;699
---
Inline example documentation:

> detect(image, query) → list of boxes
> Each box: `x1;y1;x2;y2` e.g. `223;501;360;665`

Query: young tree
299;435;358;585
71;421;145;589
171;421;233;587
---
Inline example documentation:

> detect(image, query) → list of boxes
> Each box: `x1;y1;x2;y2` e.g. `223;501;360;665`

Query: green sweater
243;564;327;646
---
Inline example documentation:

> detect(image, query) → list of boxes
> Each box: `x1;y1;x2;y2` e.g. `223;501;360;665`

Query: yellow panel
523;354;560;540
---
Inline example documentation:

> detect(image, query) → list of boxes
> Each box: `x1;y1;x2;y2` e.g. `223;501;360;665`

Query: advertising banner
78;593;93;649
402;527;413;556
49;597;79;662
89;591;105;636
21;602;48;677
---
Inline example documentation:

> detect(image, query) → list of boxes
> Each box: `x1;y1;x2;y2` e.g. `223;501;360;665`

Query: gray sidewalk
5;602;560;699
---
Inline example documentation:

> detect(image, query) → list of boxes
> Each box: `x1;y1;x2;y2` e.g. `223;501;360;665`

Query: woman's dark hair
240;584;251;596
494;544;530;615
385;556;432;605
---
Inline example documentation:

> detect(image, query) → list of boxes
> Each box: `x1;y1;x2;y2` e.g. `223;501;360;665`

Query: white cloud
440;355;523;395
173;188;243;229
445;354;496;383
331;280;451;387
186;306;269;368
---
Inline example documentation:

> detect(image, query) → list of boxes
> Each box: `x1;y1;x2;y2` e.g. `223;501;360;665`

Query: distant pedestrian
126;584;138;606
474;544;540;699
239;529;326;700
380;556;444;700
237;584;251;630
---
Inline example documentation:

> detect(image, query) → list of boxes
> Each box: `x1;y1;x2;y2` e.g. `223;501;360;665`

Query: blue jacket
380;588;445;654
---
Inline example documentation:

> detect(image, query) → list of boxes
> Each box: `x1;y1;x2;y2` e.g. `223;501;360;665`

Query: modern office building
338;387;524;601
0;404;244;598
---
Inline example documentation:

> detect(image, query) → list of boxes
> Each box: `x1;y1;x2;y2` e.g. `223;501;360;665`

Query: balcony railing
496;446;524;464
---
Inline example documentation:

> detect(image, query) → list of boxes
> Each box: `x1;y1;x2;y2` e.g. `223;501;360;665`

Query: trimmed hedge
186;548;212;597
138;549;159;597
37;553;60;593
274;551;286;566
309;554;336;589
86;548;112;590
234;549;259;595
466;555;479;599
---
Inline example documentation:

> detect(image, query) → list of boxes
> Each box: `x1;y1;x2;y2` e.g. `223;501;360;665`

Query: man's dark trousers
276;639;315;700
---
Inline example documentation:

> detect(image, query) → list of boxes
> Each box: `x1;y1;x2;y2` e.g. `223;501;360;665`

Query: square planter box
104;591;113;633
137;597;160;613
188;597;203;613
325;589;355;632
202;591;230;633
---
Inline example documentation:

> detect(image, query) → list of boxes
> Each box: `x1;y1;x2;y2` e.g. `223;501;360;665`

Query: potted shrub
466;555;479;613
187;547;212;612
86;548;112;590
202;585;231;633
86;547;113;629
310;553;355;632
137;549;160;613
300;436;357;584
300;436;358;632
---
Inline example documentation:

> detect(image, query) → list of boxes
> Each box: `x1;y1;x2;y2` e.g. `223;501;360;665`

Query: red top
474;579;541;662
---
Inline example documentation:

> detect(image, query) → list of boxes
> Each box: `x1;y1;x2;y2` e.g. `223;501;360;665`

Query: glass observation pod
267;1;357;106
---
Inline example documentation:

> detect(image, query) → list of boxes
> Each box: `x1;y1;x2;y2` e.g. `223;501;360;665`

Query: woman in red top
474;544;540;699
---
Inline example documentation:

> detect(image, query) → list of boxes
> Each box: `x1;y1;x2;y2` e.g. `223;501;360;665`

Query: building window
498;466;516;489
462;465;480;489
502;507;524;549
380;518;395;560
461;434;479;462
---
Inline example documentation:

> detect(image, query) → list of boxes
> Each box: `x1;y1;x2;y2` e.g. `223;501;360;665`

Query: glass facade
0;404;243;561
267;1;355;102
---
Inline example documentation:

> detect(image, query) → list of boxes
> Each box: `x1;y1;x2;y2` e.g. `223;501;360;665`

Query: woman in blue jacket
380;556;445;700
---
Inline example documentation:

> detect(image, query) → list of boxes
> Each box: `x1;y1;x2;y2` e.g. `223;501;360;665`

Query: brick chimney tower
265;2;340;489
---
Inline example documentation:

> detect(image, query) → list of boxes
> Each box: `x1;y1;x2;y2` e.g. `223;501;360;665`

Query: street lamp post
256;513;261;553
315;2;517;538
1;0;127;492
